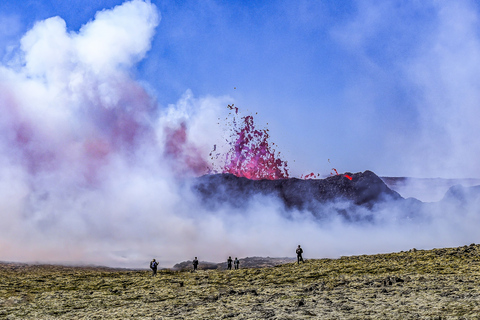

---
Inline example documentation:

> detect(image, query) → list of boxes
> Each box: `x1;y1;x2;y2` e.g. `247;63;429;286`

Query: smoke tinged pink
164;122;210;176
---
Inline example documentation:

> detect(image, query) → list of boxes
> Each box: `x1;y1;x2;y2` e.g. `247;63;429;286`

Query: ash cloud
0;0;479;268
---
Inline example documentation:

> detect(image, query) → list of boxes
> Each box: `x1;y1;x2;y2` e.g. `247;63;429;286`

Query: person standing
296;245;304;264
227;256;233;270
234;257;239;270
193;257;199;271
150;259;159;276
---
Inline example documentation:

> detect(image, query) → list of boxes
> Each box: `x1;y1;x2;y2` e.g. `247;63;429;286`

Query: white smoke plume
0;0;224;267
391;1;480;180
0;0;479;268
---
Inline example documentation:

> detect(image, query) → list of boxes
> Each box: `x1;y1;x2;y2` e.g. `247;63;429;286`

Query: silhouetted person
227;256;233;270
193;257;199;271
296;245;304;264
150;259;159;276
234;257;239;270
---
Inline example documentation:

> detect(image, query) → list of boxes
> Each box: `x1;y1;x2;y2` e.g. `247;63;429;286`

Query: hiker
227;256;233;270
193;257;199;271
150;259;159;276
234;257;239;270
296;245;304;264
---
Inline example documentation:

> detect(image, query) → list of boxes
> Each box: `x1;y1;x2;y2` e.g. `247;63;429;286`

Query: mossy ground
1;245;480;319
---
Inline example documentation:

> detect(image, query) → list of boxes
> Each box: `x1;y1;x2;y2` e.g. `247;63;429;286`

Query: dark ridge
192;170;403;212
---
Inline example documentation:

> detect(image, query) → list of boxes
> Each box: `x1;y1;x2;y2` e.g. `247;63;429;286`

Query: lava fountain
213;104;289;180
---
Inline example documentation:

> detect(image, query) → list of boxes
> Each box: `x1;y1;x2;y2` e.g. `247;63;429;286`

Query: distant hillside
172;256;296;271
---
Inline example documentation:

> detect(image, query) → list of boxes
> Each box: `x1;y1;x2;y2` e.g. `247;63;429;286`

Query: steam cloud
0;0;223;267
0;0;479;268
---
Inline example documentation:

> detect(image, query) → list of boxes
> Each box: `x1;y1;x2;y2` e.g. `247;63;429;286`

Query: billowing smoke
0;0;479;268
402;1;480;179
0;0;225;267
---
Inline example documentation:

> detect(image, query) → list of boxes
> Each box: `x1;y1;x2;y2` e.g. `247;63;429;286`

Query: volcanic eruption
193;105;408;221
210;104;289;180
1;0;479;269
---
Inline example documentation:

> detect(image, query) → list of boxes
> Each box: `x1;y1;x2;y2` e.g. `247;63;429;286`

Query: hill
2;244;480;319
192;170;403;213
191;171;480;223
173;256;296;271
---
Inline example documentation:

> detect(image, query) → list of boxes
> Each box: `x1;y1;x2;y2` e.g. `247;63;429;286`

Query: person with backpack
296;245;304;264
227;256;233;270
193;257;199;271
234;257;239;270
150;259;159;276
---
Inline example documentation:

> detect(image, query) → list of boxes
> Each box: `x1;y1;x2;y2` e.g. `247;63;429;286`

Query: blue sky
2;0;480;179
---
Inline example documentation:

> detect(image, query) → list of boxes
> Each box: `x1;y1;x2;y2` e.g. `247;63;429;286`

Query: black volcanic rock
192;170;402;212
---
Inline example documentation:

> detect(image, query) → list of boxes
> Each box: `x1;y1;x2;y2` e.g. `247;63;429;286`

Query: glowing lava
300;172;321;179
213;105;352;181
216;105;289;180
331;168;352;180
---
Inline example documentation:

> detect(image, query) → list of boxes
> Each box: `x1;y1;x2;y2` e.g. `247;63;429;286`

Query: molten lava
213;105;352;181
217;105;289;180
332;168;352;180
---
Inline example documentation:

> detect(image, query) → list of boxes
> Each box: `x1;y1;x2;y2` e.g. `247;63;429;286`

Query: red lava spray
332;168;352;180
213;105;289;180
214;105;352;181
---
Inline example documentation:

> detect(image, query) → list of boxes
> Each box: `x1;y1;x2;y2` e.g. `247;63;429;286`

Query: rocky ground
2;244;480;319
